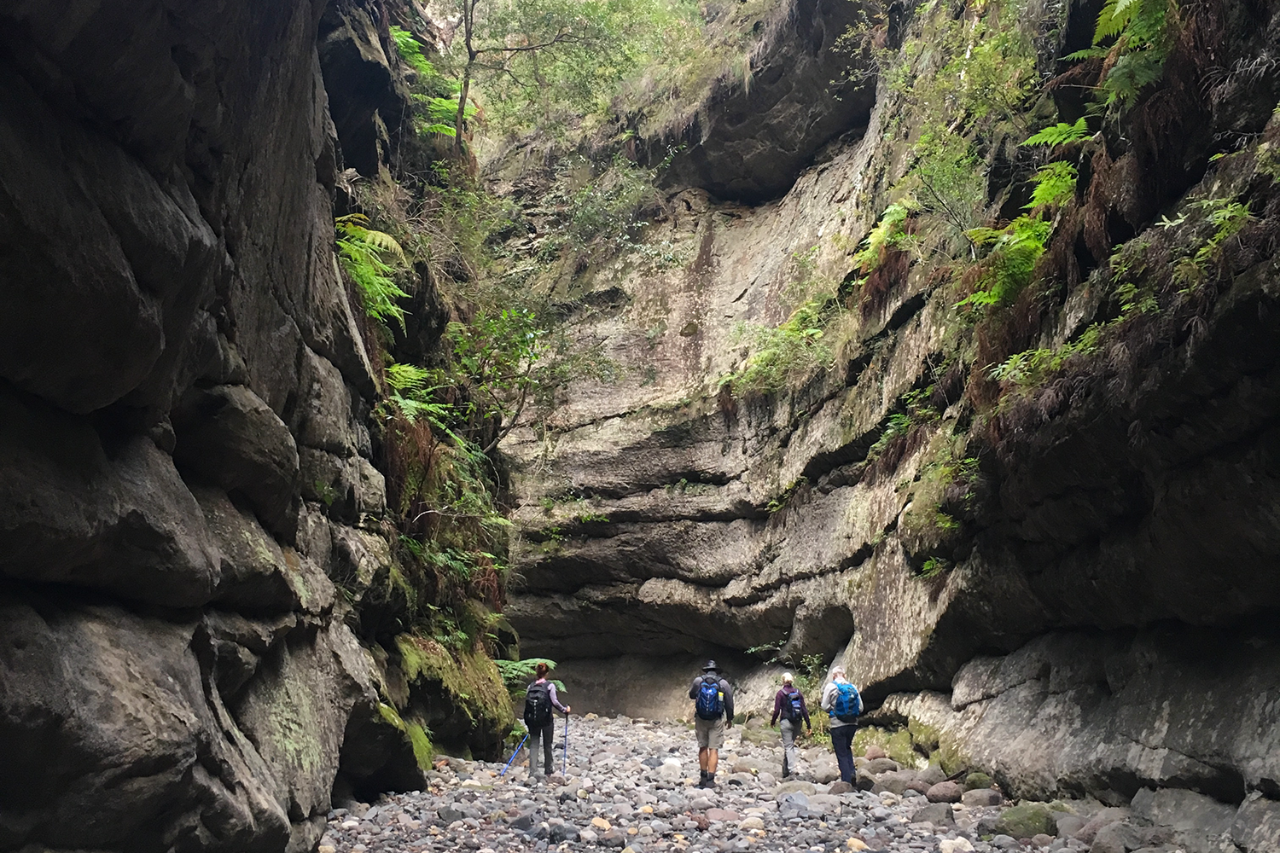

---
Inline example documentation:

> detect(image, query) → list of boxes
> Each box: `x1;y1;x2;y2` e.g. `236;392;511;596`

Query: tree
451;0;605;153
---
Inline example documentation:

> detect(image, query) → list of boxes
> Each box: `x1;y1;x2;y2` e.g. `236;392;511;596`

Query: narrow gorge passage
318;714;1058;853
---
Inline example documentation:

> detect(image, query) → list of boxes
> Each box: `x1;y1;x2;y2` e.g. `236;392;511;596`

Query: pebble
321;715;1059;853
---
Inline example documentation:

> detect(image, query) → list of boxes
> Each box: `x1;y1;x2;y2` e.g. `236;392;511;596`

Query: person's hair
782;672;793;684
535;662;550;679
830;666;846;680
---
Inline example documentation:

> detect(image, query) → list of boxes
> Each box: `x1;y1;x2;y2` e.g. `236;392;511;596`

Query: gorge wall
503;0;1280;846
0;2;510;852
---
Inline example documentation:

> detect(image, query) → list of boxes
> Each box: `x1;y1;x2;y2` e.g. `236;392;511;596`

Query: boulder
912;802;955;826
874;769;919;795
1075;808;1133;844
864;745;887;760
1231;793;1280;852
963;788;1004;807
867;758;900;774
965;771;995;790
1090;821;1143;853
927;781;964;803
995;803;1057;839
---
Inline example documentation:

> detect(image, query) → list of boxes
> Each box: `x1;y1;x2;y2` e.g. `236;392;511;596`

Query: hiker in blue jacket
689;660;734;788
820;665;862;784
770;671;811;778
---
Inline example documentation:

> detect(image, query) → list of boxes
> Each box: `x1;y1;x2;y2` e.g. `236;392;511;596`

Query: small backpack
695;676;723;720
832;682;862;723
785;688;804;722
524;681;552;729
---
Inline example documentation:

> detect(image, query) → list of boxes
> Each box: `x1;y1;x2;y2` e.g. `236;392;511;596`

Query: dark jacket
770;686;811;727
689;673;734;721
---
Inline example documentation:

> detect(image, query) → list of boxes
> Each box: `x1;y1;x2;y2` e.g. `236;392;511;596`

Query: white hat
782;672;793;684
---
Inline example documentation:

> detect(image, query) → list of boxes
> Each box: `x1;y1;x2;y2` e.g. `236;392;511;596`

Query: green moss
907;718;940;754
395;632;515;735
965;771;995;790
995;803;1056;839
854;726;919;767
378;702;435;770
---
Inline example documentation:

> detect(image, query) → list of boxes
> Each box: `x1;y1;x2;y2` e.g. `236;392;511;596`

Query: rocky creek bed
318;715;1204;853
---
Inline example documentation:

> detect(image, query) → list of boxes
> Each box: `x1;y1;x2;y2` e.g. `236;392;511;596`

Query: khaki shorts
694;716;725;749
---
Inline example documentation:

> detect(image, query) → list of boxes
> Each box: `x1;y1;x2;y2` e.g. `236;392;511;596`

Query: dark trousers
528;721;555;776
830;724;856;783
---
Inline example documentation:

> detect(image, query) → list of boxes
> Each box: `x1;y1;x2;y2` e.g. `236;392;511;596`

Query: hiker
524;662;570;781
820;665;862;784
769;671;811;778
689;660;734;788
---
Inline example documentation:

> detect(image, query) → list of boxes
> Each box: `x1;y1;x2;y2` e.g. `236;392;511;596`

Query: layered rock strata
504;0;1280;835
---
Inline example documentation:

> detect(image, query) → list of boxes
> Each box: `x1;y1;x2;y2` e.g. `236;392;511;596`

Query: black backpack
784;687;804;722
524;681;552;729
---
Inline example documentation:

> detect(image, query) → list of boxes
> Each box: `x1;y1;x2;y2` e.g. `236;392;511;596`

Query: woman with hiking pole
523;662;570;782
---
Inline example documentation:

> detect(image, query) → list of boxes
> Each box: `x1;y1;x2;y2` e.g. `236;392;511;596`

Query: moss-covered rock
391;632;514;759
965;771;995;790
854;726;919;768
994;803;1057;839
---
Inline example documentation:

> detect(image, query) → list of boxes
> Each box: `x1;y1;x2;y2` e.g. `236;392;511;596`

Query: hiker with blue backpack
769;672;811;778
820;665;862;784
524;662;570;782
689;660;734;789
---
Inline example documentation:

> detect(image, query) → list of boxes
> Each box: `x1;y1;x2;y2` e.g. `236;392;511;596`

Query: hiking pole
500;734;529;778
562;711;568;775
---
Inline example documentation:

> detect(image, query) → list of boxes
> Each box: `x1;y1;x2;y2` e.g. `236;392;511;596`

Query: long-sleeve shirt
820;678;861;729
534;678;569;713
770;687;811;727
689;674;734;720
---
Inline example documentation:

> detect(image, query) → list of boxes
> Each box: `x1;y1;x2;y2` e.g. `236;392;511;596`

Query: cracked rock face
503;0;1280;817
0;0;435;849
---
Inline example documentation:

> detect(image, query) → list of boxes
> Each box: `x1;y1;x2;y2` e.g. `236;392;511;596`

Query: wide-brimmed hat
702;660;718;672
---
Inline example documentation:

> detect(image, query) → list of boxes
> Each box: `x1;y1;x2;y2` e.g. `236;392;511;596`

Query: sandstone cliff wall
504;0;1280;843
0;2;478;851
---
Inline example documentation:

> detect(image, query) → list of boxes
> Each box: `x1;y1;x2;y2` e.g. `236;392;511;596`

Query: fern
1086;0;1178;110
959;216;1051;309
335;214;410;330
1026;162;1078;209
1022;118;1090;147
853;202;913;271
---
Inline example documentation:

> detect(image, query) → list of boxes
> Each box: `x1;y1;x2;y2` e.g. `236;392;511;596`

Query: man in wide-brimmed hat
689;660;734;788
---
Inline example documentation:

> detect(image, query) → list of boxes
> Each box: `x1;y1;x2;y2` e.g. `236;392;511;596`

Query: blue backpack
785;688;804;722
832;682;862;723
695;676;723;720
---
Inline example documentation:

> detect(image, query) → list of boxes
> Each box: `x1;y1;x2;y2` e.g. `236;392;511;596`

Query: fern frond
1022;118;1090;147
1026;162;1078;209
1095;0;1138;43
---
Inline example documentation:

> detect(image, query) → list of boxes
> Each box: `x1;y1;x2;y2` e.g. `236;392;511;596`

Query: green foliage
1027;161;1078;210
853;202;913;272
902;133;989;247
1170;197;1254;290
958;216;1051;310
725;294;838;395
987;324;1105;387
335;214;410;331
546;154;666;264
1022;118;1091;147
494;658;566;697
766;478;807;514
1069;0;1179;111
